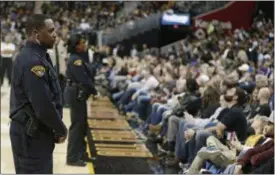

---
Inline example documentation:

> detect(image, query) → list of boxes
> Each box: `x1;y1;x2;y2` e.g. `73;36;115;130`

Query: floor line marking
86;138;95;174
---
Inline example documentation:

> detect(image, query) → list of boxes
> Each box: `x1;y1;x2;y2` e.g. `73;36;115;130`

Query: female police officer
64;34;98;166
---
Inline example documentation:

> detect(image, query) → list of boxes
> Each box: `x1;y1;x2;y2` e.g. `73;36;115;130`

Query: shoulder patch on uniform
73;59;82;66
31;65;45;77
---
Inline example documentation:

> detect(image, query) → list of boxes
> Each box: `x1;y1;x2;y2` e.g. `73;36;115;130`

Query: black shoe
83;156;96;162
67;160;87;167
157;151;168;158
82;152;96;162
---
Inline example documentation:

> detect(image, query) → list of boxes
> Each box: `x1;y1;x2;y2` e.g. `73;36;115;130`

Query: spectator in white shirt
131;68;160;100
1;35;16;86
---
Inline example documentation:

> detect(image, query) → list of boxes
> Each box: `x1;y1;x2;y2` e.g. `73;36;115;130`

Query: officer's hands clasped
55;135;67;144
54;127;68;144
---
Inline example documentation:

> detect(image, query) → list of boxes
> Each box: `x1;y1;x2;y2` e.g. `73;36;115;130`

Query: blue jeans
124;100;137;112
124;91;148;112
145;103;161;124
118;88;137;107
112;91;124;101
175;121;196;161
151;105;169;125
132;95;151;121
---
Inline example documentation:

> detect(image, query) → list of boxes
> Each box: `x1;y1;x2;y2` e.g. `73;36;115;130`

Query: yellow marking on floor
86;138;95;174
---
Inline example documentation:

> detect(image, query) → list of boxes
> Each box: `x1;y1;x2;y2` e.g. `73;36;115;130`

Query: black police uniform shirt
66;53;97;95
10;41;67;136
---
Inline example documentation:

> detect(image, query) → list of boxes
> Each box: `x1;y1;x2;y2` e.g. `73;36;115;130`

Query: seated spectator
187;115;269;174
185;87;247;167
233;111;274;174
248;87;271;121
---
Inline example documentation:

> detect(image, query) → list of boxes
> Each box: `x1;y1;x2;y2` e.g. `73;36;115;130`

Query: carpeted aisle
86;97;153;174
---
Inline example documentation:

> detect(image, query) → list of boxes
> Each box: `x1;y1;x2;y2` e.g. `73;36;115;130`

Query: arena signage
192;1;256;35
194;19;232;30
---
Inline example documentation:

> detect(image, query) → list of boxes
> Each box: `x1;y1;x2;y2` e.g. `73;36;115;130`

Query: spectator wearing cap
237;63;257;95
238;64;252;83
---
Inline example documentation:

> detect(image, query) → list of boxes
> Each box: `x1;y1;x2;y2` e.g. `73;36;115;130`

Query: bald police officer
65;34;98;166
9;14;67;173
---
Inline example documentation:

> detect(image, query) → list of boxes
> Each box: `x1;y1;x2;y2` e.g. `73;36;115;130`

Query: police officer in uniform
9;14;68;173
65;34;98;166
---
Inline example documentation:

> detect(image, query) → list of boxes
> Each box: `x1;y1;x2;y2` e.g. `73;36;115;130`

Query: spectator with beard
188;87;247;165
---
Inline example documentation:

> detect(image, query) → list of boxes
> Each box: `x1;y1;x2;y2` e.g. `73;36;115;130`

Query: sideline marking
86;138;95;174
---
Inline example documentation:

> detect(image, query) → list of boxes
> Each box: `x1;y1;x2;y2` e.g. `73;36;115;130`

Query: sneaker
157;151;168;158
128;118;140;129
179;162;190;170
158;141;169;153
149;124;162;133
197;146;221;160
135;126;147;140
182;169;189;174
126;112;137;120
179;163;189;174
200;169;212;174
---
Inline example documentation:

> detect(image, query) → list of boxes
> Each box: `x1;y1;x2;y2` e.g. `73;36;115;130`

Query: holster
77;84;89;101
11;105;40;138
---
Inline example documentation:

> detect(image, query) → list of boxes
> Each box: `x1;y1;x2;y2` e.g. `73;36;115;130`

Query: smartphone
227;131;236;141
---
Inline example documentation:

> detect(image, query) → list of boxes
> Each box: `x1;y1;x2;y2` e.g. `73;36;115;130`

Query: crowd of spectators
0;2;274;174
0;1;230;50
97;11;274;174
1;2;34;48
41;1;124;32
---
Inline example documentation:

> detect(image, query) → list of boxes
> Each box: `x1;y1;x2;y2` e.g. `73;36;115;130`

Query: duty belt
11;107;51;133
66;80;79;87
